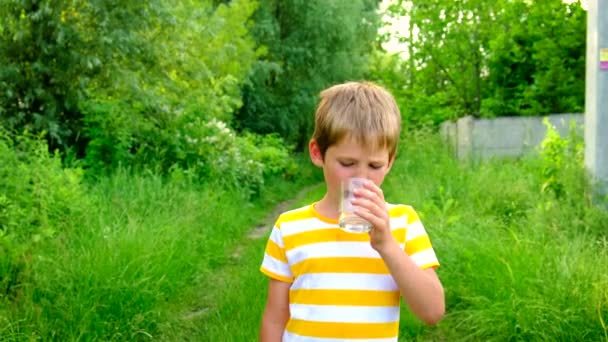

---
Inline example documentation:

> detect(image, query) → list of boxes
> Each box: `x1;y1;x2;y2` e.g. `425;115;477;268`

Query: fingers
352;181;385;210
352;196;385;217
351;181;390;231
354;205;387;229
361;180;385;202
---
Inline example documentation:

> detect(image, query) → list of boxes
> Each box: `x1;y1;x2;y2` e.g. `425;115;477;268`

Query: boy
259;81;444;341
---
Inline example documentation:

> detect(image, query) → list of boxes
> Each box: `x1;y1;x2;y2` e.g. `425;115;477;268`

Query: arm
353;182;445;325
260;278;291;342
376;242;444;325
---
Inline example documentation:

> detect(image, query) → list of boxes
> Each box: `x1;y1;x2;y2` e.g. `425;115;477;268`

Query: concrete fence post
585;0;608;196
456;116;474;160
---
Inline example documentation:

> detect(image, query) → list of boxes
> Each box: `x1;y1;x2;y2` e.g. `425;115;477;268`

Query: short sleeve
404;207;440;270
260;220;294;283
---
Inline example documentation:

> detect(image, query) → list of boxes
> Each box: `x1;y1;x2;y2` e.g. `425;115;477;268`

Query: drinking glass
339;177;372;233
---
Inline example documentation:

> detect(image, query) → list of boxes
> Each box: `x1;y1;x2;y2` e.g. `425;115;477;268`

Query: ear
309;139;324;167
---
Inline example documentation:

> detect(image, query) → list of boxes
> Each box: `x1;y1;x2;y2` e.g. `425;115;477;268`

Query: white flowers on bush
178;118;292;197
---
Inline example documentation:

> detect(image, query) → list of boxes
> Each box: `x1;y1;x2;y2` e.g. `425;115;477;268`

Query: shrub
0;129;86;300
174;118;296;197
538;118;584;198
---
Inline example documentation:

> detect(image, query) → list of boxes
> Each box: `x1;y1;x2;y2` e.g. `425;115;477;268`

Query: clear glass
339;177;372;233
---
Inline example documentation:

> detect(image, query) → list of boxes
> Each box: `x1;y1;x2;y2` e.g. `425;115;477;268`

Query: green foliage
381;0;585;125
0;0;262;174
1;127;605;340
80;0;260;172
538;118;584;198
368;51;456;129
170;117;297;198
484;0;585;116
0;159;320;340
383;131;607;341
0;0;383;194
180;130;608;341
0;129;85;300
236;0;381;148
0;0;166;151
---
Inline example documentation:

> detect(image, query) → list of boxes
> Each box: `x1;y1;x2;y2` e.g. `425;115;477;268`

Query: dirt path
231;183;322;258
182;183;322;322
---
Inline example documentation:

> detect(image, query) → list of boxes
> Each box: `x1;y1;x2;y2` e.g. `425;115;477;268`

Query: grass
0;155;322;341
171;130;608;341
1;131;607;341
386;131;608;341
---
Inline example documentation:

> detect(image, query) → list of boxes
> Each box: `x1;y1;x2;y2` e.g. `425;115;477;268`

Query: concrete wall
440;113;584;160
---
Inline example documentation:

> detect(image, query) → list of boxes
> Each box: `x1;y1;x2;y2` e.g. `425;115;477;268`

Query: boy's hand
351;180;397;252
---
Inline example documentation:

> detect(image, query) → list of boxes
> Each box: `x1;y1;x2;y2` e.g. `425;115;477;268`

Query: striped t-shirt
260;202;439;342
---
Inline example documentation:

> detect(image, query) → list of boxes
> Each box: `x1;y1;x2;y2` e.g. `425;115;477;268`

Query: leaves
236;0;381;148
382;0;585;125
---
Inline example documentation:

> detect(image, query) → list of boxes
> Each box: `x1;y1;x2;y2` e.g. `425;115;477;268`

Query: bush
0;129;86;300
173;118;296;198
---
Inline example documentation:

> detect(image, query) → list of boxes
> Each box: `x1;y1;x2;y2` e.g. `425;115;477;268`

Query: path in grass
232;183;323;259
176;183;324;340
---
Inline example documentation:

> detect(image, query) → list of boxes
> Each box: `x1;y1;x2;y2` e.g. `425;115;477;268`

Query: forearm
260;278;290;341
260;300;289;342
378;241;445;325
260;314;287;342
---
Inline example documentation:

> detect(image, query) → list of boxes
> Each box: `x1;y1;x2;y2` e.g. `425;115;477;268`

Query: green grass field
1;132;607;341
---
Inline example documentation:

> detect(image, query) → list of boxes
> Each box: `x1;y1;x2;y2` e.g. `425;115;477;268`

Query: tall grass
175;129;607;341
0;157;320;341
386;130;608;341
1;129;606;341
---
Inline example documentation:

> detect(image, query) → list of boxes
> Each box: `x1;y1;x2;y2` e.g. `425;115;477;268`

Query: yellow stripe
290;289;400;306
420;261;440;270
389;205;420;224
388;205;408;217
265;239;287;263
391;227;406;244
277;207;314;224
260;267;293;283
405;207;420;224
291;257;389;276
283;229;369;250
405;235;432;255
286;319;399;339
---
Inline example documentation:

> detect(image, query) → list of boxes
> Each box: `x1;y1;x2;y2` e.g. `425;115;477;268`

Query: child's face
311;136;395;202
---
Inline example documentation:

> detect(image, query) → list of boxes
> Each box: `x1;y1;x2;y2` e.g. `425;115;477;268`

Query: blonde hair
311;81;402;159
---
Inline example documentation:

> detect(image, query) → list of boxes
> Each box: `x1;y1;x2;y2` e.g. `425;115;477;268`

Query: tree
0;0;260;171
0;0;163;152
236;0;382;149
381;0;585;126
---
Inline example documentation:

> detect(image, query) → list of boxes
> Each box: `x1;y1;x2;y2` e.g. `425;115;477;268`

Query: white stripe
286;242;380;264
409;248;439;268
270;226;285;248
281;217;337;237
283;331;397;342
262;253;293;278
290;273;398;291
289;304;400;323
389;216;407;229
405;220;426;240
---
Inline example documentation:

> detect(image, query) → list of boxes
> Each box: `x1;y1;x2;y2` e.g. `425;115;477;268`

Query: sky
378;0;410;55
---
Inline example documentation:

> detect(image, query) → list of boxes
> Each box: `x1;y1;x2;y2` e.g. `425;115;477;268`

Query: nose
351;166;369;180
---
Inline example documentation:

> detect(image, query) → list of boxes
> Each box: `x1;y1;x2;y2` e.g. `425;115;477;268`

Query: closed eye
339;161;354;167
370;164;384;169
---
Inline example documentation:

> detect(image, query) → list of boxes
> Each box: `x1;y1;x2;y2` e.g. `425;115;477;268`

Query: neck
315;193;340;219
